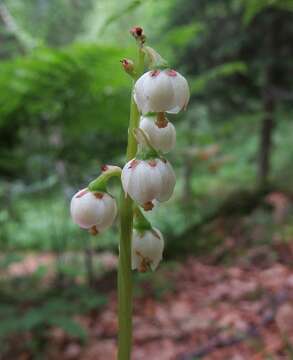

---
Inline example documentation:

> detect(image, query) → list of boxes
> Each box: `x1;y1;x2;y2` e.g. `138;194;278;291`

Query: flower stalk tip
130;26;146;45
88;165;122;192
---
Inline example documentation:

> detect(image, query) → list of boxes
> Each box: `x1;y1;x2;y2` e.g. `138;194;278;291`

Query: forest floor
9;249;291;359
53;257;293;360
2;192;293;360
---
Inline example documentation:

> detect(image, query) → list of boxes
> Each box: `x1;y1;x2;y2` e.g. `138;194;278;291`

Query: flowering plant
70;27;189;359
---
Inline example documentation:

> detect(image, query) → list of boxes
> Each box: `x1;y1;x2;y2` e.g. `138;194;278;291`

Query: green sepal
88;179;107;193
136;148;158;161
150;64;169;70
133;206;152;231
143;46;169;70
133;128;160;158
143;112;157;117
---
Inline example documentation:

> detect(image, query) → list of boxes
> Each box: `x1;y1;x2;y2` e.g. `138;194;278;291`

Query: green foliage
0;284;106;355
243;0;293;24
3;0;95;46
102;0;145;31
0;191;118;251
0;43;133;177
163;23;204;48
0;44;130;131
190;61;247;94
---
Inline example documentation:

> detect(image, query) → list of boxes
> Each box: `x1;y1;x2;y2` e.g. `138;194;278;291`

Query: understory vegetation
0;0;293;359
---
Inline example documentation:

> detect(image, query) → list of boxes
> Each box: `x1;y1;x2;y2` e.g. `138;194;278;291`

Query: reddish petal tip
150;70;160;77
166;69;177;77
75;189;88;198
101;164;109;172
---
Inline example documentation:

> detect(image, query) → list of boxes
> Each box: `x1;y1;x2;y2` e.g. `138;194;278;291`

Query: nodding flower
132;228;164;272
121;158;176;211
134;69;189;114
139;115;176;153
70;188;117;234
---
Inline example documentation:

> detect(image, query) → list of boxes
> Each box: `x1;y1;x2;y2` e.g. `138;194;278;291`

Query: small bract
134;69;189;114
121;158;176;210
132;228;164;271
140;115;176;153
70;188;117;233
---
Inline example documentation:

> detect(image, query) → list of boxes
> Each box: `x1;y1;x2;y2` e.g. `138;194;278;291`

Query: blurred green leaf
243;0;293;24
102;0;145;31
163;23;204;47
190;61;247;94
48;317;86;341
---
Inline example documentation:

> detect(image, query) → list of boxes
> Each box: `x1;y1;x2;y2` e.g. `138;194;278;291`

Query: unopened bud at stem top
130;26;146;44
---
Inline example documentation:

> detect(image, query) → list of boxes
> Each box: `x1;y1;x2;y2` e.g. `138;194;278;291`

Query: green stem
88;166;121;192
118;46;144;360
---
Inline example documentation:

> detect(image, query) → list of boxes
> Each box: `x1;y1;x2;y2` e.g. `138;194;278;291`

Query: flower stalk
118;43;145;360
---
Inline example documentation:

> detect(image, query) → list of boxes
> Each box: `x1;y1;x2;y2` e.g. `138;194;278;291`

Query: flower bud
120;59;135;76
70;188;117;233
121;158;176;210
134;69;189;114
130;26;145;43
139;115;176;153
132;228;164;271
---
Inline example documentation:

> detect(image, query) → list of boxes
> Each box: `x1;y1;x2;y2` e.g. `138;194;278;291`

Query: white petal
137;162;162;204
156;160;176;202
166;71;190;114
134;71;175;113
70;190;101;229
98;194;117;232
132;228;164;271
133;78;151;115
122;160;163;205
121;160;136;196
70;189;117;231
140;116;176;153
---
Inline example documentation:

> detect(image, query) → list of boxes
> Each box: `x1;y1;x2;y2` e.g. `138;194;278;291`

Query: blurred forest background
0;0;293;359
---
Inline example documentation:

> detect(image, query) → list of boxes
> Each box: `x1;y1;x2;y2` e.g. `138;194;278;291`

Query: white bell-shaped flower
134;69;189;114
139;115;176;153
70;188;117;233
132;228;164;271
121;158;176;210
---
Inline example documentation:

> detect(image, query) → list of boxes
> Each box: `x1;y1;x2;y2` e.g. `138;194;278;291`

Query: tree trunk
258;92;275;188
258;12;278;189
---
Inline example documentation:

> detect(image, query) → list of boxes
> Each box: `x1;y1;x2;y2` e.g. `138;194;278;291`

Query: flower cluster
70;29;189;273
121;63;189;272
